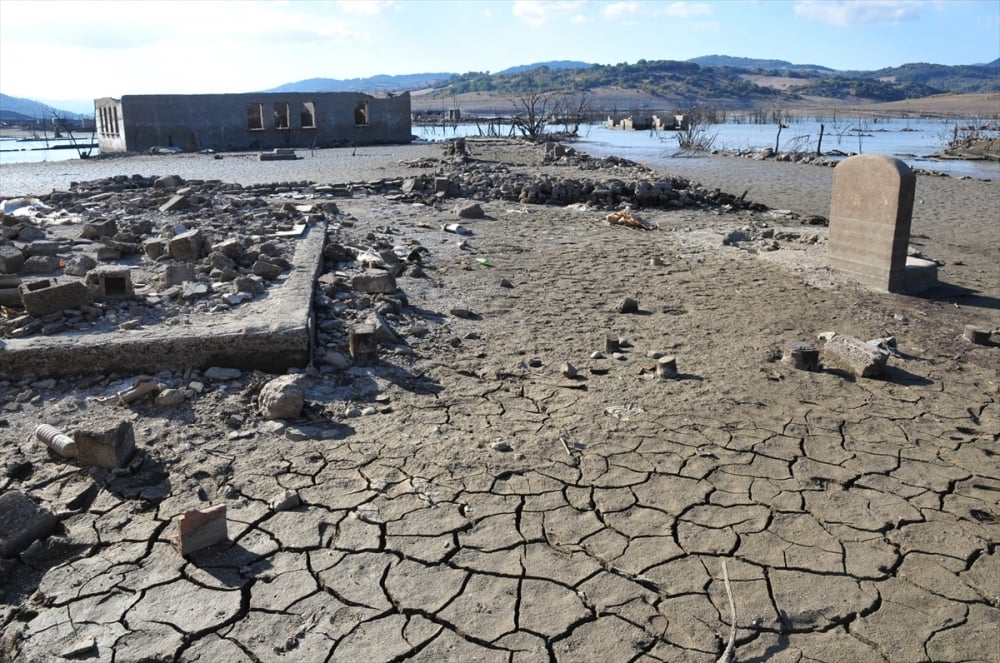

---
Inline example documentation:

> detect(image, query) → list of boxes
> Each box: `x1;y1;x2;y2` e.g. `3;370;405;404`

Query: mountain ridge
3;56;997;120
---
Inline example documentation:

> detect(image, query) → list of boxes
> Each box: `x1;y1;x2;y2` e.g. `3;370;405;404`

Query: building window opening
274;103;290;130
300;102;316;129
247;103;264;130
354;102;369;126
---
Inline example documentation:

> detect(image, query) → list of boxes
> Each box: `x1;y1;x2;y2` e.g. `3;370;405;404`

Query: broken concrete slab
0;222;325;380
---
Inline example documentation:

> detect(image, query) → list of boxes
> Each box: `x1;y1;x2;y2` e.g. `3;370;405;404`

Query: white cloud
793;0;923;27
336;0;398;16
512;0;587;26
663;1;713;18
602;2;641;20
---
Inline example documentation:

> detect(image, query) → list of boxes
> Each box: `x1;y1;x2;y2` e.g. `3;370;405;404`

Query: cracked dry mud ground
2;143;999;663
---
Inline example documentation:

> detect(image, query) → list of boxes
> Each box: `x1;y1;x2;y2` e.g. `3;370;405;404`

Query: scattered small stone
155;388;187;408
492;439;513;452
205;366;242;380
454;202;485;219
656;356;678;379
617;297;639;314
59;636;97;658
258;374;305;420
561;362;578;378
499;278;514;289
270;489;301;512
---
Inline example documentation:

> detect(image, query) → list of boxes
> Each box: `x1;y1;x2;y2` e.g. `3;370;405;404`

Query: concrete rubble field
1;138;998;662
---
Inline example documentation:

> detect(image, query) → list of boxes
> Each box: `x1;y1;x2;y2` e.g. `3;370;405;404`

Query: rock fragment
0;491;58;558
258;374;305;420
821;334;889;378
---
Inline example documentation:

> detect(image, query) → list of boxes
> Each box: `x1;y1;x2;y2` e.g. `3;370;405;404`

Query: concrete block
19;279;92;317
349;323;378;366
0;491;58;558
1;247;26;275
821;334;889;378
143;238;168;259
963;325;991;345
26;241;60;257
22;255;60;274
164;263;196;287
86;266;134;300
169;228;205;261
352;270;397;294
782;341;820;370
172;504;228;555
81;219;118;239
74;420;136;469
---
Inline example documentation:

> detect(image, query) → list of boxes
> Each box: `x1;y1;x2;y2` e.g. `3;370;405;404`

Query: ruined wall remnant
94;92;413;154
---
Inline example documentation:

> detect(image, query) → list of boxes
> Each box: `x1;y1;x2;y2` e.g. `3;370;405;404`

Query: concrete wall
96;92;412;154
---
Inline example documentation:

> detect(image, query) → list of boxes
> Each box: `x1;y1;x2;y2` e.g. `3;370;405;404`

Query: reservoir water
417;117;1000;181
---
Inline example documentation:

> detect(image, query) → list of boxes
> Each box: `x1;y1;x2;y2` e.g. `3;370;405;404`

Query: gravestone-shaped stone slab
828;155;916;292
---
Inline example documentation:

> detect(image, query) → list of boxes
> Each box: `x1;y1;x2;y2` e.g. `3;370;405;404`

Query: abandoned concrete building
93;92;412;154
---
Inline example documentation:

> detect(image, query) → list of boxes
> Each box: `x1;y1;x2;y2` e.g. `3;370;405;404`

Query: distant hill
860;61;1000;94
266;72;453;94
0;93;89;121
688;55;833;72
496;61;591;75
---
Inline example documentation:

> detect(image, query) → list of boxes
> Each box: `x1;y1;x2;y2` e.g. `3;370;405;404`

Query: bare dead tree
509;81;551;142
552;90;592;135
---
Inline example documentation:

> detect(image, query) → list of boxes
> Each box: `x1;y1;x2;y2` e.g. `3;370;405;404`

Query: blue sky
1;0;998;110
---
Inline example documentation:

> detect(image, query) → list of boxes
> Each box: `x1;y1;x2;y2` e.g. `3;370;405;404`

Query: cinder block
0;491;58;558
85;266;134;300
74;420;136;469
19;279;93;317
172;504;228;554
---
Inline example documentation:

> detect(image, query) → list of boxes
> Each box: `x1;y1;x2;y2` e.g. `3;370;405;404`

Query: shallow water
0;137;98;164
417;119;1000;181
